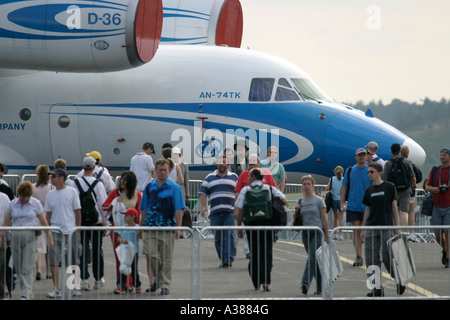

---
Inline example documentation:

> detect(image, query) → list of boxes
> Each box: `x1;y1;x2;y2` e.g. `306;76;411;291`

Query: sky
240;0;450;104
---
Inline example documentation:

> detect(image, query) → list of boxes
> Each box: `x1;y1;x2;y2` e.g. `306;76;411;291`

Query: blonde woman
295;175;329;296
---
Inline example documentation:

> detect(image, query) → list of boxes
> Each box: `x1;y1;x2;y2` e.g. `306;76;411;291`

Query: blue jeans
210;212;236;263
301;230;323;293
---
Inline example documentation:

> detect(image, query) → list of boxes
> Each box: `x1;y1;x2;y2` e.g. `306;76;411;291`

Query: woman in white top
1;181;53;300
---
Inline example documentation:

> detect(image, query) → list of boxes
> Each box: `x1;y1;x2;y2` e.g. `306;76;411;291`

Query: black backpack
243;184;273;225
388;157;410;191
412;163;422;184
74;177;100;226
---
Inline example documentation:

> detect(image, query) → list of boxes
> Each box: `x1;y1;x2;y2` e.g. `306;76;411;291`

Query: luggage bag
316;240;343;289
387;234;416;286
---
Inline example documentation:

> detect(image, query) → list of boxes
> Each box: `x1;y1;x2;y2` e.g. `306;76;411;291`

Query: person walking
296;175;329;296
424;147;450;268
1;181;54;300
362;162;404;297
235;168;286;292
139;158;185;295
73;156;108;291
44;168;82;298
199;154;238;268
340;148;372;267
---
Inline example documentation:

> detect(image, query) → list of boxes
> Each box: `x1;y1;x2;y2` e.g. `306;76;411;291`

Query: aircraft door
49;104;82;166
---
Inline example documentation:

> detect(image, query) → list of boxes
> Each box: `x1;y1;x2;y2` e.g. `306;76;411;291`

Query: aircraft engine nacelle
161;0;243;47
0;0;163;72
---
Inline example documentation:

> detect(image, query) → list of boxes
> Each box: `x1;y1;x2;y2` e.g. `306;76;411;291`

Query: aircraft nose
403;137;426;168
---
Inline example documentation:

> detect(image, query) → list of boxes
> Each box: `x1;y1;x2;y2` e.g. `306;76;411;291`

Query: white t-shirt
44;186;81;234
130;152;154;191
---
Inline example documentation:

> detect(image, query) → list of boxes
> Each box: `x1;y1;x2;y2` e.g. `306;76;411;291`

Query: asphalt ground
9;229;449;301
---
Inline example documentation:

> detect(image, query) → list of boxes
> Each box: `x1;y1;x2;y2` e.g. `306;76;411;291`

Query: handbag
271;188;287;226
182;208;193;228
293;199;302;226
420;192;433;216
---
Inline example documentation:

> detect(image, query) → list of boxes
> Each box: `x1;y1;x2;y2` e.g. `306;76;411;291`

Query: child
114;208;141;294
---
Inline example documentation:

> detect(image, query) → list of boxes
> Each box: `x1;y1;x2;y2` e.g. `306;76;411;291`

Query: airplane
0;0;426;183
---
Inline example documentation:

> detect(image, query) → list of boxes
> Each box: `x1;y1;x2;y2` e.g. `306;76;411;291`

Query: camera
439;184;448;193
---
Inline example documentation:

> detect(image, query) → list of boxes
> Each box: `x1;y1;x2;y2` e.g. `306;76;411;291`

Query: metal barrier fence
1;224;449;300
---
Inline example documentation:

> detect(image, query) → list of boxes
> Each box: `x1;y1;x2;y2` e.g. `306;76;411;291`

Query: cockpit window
275;78;300;101
249;78;274;101
291;78;331;102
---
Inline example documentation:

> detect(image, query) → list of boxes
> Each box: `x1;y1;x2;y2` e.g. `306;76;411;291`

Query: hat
122;208;139;219
143;142;155;154
49;168;67;178
172;147;181;155
82;156;96;170
365;141;378;150
86;151;101;162
355;148;367;155
440;148;450;155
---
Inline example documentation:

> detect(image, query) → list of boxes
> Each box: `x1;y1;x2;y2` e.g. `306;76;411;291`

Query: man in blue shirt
340;148;372;267
199;154;238;268
139;158;185;295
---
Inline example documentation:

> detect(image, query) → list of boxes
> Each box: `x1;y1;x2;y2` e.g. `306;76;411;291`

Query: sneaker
442;250;447;266
94;278;105;290
47;288;61;298
114;287;127;294
338;234;344;241
134;287;141;294
407;233;419;243
353;256;363;267
80;280;90;291
72;289;82;297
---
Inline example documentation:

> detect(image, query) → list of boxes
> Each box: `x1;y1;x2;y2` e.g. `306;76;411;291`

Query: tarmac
8;228;450;301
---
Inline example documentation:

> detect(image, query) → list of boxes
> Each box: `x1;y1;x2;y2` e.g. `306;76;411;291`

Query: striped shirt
198;170;238;215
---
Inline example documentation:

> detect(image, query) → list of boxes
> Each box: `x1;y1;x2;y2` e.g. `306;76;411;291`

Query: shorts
331;200;341;211
346;210;364;222
48;232;80;267
431;206;450;233
396;189;411;212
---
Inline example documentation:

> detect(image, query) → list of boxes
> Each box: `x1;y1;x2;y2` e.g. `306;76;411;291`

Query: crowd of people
0;139;449;300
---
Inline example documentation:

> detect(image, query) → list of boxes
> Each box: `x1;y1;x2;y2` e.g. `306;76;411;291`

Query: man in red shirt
425;147;450;268
235;154;277;193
